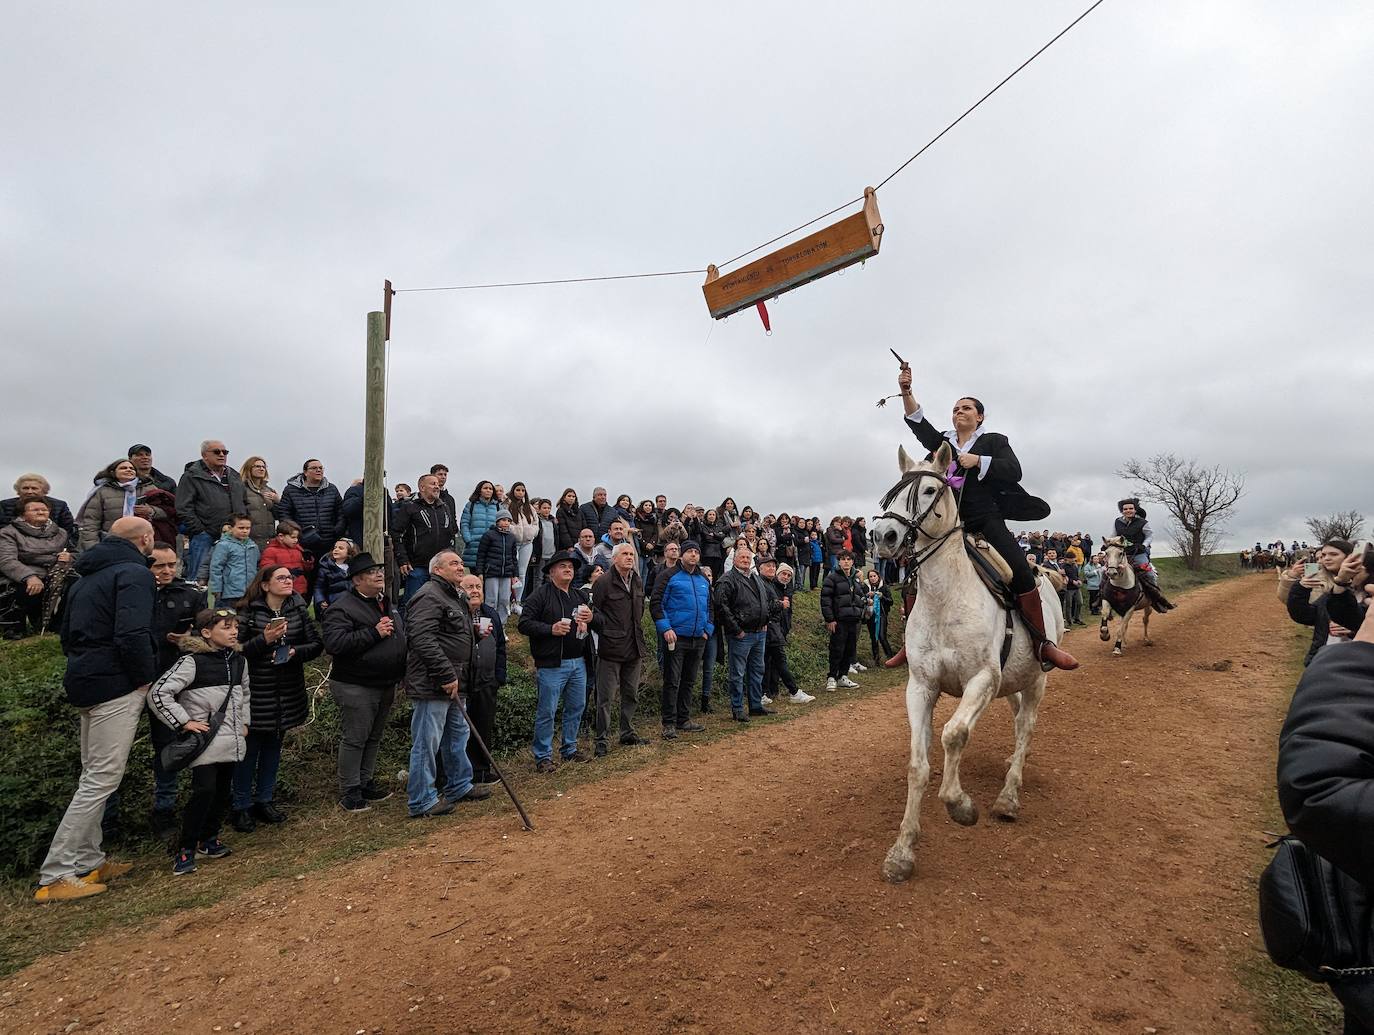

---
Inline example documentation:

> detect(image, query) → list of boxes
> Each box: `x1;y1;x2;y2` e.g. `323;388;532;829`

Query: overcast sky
4;2;1372;552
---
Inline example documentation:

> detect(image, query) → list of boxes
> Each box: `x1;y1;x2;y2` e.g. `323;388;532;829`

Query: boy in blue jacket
209;514;260;607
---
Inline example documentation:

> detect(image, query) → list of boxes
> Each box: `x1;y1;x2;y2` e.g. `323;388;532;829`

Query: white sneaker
788;691;815;704
850;661;867;673
760;695;773;706
824;677;837;692
838;676;860;689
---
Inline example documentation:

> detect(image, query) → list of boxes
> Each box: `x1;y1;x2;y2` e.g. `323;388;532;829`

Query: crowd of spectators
10;442;908;901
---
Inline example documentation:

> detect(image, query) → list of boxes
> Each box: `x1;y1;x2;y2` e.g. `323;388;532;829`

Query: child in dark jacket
313;538;356;613
475;511;519;620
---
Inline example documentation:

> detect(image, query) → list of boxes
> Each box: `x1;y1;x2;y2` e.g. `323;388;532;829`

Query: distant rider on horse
890;365;1078;672
1114;498;1158;586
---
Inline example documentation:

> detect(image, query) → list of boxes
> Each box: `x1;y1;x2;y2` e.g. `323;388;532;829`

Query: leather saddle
962;535;1062;609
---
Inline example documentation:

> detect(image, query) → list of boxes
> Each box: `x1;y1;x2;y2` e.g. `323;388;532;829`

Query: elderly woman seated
0;497;74;638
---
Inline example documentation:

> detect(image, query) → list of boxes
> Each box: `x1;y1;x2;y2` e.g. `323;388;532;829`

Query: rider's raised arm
902;408;947;456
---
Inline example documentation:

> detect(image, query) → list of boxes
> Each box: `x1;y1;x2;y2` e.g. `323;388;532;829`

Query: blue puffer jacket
650;565;714;638
313;556;354;610
460;498;500;567
475;526;519;578
59;536;157;707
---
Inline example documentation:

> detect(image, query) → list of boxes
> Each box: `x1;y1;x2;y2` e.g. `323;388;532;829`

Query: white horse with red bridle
871;442;1064;883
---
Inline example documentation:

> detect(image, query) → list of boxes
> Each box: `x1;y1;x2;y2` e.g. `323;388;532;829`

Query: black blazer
906;414;1051;523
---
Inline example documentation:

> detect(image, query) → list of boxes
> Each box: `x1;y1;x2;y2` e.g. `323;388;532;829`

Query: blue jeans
1130;552;1158;585
727;630;767;713
403;566;429;605
701;627;718;703
185;532;214;584
232;730;285;809
532;659;587;762
407;697;473;814
150;718;180;811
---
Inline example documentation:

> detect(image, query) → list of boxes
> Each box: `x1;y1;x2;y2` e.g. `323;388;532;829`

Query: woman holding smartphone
1279;538;1355;666
232;565;324;831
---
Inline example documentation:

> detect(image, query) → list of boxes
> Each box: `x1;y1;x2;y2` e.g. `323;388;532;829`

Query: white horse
1097;536;1153;656
871;442;1060;884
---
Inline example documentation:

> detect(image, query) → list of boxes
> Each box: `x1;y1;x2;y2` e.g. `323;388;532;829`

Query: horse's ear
897;444;920;474
933;441;953;470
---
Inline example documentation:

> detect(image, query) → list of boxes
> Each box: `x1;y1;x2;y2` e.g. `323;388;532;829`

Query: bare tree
1117;454;1245;570
1305;510;1365;544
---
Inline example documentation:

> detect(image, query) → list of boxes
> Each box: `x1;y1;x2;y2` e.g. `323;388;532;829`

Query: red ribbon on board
755;299;771;333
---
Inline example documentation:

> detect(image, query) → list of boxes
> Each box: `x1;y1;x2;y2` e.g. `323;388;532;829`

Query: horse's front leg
937;667;999;826
1114;604;1135;656
993;676;1046;821
1142;606;1153;646
1099;599;1112;642
883;679;937;883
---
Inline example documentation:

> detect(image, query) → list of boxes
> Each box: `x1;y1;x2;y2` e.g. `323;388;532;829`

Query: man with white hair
590;542;649;756
176;439;247;585
402;549;491;818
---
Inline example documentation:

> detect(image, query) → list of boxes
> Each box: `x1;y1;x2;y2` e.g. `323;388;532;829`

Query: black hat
756;554;777;567
1116;497;1140;514
542;548;580;574
680;539;701;554
128;443;152;457
350;552;384;575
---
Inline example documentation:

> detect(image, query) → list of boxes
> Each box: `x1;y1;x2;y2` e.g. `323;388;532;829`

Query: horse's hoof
882;849;915;884
1099;626;1110;642
1144;639;1154;647
946;797;979;826
1112;648;1123;657
991;796;1020;822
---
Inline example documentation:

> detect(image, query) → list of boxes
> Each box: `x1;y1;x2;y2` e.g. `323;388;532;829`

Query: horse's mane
879;467;941;513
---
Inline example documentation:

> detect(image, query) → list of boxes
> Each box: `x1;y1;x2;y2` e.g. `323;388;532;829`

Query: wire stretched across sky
392;0;1109;297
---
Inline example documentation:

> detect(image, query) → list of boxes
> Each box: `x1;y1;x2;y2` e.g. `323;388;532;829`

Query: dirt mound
1;577;1293;1033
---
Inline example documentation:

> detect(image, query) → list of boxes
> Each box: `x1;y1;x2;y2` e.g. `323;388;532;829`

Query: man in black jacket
1278;591;1374;1032
147;541;207;834
402;550;490;818
280;460;345;596
578;487;614;539
590;542;649;756
716;545;779;721
34;516;156;903
518;550;592;772
322;552;407;812
821;550;865;692
176;440;247;585
395;474;457;602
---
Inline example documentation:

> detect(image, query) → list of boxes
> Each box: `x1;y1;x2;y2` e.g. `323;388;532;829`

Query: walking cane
453;692;534;832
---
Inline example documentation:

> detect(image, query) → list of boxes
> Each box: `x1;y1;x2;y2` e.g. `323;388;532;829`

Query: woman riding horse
892;365;1078;671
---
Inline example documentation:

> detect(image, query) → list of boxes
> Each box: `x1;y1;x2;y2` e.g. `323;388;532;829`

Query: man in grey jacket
176;439;247;585
402;549;491;818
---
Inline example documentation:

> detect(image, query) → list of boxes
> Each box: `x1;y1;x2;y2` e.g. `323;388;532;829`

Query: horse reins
879;468;966;570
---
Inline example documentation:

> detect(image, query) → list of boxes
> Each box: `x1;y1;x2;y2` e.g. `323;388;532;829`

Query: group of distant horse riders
881;365;1168;672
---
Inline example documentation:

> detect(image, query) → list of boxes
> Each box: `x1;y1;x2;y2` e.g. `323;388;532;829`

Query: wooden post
363;311;387;562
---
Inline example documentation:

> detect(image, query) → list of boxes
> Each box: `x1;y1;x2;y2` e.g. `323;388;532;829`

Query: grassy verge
1235;621;1343;1034
1151;552;1242;594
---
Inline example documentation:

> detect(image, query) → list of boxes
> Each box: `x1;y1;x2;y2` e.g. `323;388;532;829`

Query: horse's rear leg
883;683;936;884
937;668;999;827
993;678;1045;821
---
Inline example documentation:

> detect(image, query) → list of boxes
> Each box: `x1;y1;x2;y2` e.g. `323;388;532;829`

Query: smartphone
1303;562;1320;579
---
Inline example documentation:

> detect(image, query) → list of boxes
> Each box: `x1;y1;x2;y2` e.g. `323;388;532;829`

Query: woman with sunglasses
229;565;323;832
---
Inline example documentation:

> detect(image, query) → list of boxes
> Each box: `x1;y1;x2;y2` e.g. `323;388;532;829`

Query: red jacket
260;537;313;596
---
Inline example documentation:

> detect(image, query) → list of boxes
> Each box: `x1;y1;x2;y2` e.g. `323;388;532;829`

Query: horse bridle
879;468;965;570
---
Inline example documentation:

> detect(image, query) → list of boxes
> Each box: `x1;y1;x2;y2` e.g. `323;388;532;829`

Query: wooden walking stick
454;693;534;831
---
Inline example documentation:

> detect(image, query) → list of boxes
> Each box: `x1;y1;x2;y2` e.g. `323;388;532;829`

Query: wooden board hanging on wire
703;187;883;320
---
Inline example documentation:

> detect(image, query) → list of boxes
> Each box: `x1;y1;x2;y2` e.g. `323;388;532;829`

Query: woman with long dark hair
893;366;1077;671
459;479;499;569
508;481;538;614
554;487;581;550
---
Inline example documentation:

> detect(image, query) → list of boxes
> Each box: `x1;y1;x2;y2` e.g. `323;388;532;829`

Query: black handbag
158;688;234;774
1259;835;1374;982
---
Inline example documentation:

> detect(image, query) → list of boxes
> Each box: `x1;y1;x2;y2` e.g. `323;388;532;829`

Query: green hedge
0;586;862;880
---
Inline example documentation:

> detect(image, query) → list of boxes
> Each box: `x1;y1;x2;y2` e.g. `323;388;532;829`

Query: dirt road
1;576;1296;1034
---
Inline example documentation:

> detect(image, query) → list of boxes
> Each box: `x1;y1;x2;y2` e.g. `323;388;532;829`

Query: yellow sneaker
34;877;107;903
80;860;133;884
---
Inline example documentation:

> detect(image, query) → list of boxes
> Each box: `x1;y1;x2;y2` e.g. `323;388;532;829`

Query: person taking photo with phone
1278;538;1354;666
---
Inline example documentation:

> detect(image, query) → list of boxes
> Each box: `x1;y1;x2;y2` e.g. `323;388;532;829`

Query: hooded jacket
460;498;501;568
821;566;866;624
403;575;474;701
280;474;344;555
176;461;248;538
577;500;615;539
313;555;353;610
209;535;260;600
476;525;520;578
260;536;312;596
0;518;68;583
393;495;454;569
147;636;250;766
60;535;157;707
322;588;407;686
238;593;323;731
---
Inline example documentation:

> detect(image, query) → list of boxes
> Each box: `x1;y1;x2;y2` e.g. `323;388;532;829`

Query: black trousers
828;621;859;678
966;512;1035;595
868;616;893;660
662;637;704;726
763;641;797;696
181;761;234;852
464;681;498;781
